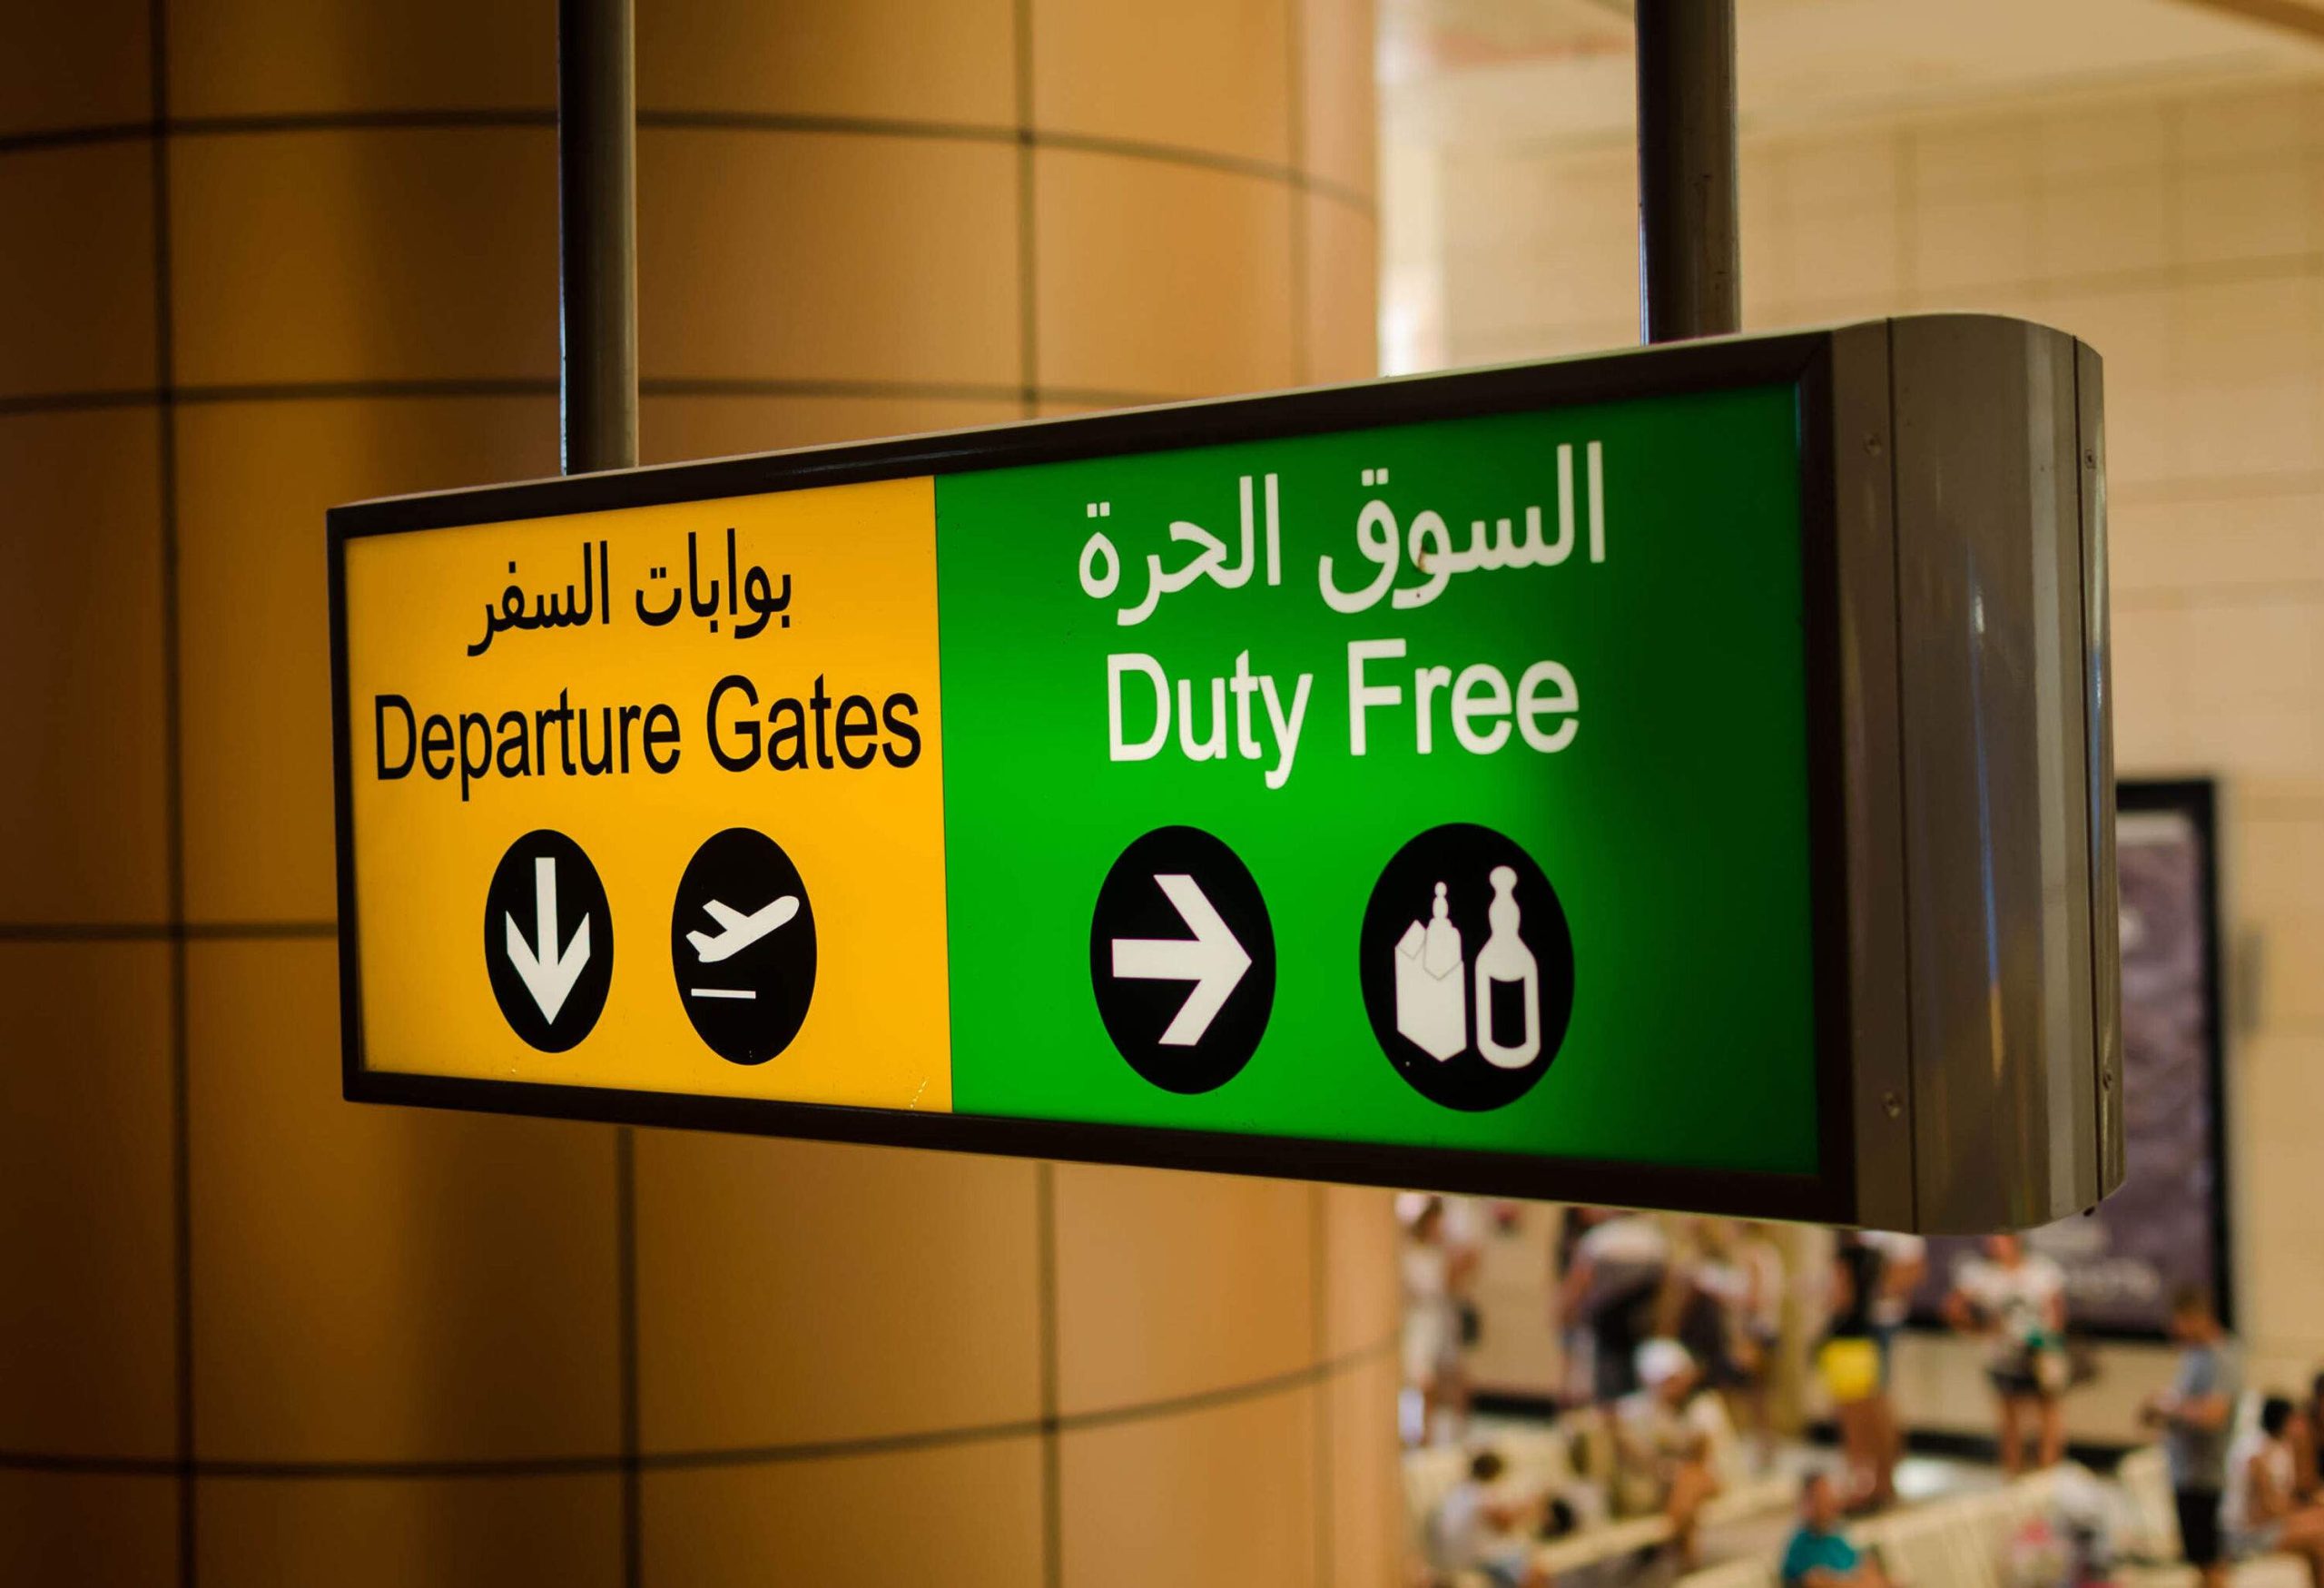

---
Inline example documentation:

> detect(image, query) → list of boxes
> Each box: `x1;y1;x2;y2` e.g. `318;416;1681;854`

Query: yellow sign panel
344;474;951;1110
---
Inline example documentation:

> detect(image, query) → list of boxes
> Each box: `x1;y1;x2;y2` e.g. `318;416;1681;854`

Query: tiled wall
0;0;1398;1583
1427;72;2324;1426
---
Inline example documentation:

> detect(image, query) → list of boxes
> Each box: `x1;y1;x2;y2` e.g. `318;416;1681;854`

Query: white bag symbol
1394;882;1467;1060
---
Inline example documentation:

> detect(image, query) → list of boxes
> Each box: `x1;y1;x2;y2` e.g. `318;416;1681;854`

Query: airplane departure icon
669;829;820;1057
687;895;799;963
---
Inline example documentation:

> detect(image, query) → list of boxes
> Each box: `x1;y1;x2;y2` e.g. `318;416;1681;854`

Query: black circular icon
1360;824;1574;1111
1088;826;1275;1094
484;829;614;1052
670;828;817;1065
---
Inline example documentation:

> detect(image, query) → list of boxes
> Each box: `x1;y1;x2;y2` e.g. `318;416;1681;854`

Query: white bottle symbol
1473;864;1541;1069
1423;883;1462;978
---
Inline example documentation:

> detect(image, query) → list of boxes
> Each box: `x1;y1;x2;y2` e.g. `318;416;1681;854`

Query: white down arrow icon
1109;873;1252;1046
505;856;592;1021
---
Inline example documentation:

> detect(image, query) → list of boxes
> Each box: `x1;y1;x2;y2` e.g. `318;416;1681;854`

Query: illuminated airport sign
330;316;2121;1230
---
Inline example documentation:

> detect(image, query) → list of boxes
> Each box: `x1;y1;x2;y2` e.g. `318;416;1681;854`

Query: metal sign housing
329;314;2119;1232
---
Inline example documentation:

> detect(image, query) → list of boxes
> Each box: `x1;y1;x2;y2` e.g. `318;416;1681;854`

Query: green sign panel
334;319;2121;1229
937;386;1818;1177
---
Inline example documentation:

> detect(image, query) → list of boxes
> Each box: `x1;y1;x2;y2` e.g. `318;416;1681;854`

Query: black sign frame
330;330;1866;1223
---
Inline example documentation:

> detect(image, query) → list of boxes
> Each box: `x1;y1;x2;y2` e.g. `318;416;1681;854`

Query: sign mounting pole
555;3;640;1580
558;0;638;474
1635;0;1739;344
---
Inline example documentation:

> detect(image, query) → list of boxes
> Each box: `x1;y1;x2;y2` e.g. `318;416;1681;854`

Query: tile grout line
2113;581;2324;609
0;378;1189;421
617;1127;642;1588
1468;243;2324;356
1014;0;1040;423
1036;1160;1061;1588
1309;1185;1334;1587
143;0;193;1580
0;112;1378;217
1016;14;1049;1581
0;1329;1404;1482
0;922;337;942
1027;128;1373;212
1893;128;1916;311
1287;0;1312;387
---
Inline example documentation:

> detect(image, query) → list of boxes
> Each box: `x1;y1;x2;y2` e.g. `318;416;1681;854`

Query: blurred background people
1696;1218;1787;1474
1860;1232;1924;1505
1612;1338;1722;1570
1781;1470;1891;1588
2143;1285;2240;1588
1946;1233;2070;1475
1859;1231;1927;1388
1403;1195;1479;1445
2049;1462;2124;1588
2224;1396;2324;1586
1660;1222;1743;1436
2298;1373;2324;1501
1821;1231;1899;1509
1422;1448;1551;1588
1558;1207;1671;1406
1549;1205;1596;1407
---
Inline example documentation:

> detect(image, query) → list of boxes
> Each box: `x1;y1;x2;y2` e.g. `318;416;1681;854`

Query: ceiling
1383;0;2324;147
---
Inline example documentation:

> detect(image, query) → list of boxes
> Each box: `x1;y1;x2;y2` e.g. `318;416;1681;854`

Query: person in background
1822;1232;1898;1510
1559;1208;1670;1406
2222;1397;2324;1587
1403;1196;1475;1445
2142;1286;2241;1588
1666;1226;1744;1429
2052;1461;2123;1588
1781;1470;1891;1588
1424;1448;1550;1588
1859;1232;1924;1505
1697;1218;1787;1473
1858;1231;1927;1387
1945;1233;2069;1475
1551;1207;1601;1409
2294;1372;2324;1501
1612;1339;1722;1570
1439;1196;1485;1417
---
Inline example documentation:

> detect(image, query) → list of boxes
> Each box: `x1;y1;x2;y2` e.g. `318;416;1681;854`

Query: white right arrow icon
505;856;592;1021
1110;873;1252;1046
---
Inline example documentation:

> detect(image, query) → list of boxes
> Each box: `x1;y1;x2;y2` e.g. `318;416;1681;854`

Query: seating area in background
1405;1433;2316;1587
1403;1415;1796;1584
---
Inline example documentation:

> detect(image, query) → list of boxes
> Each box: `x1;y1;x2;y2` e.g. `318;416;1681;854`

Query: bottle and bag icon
1363;823;1572;1112
1391;865;1541;1069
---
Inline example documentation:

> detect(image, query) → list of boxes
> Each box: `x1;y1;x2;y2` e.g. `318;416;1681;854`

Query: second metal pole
558;0;638;474
1635;0;1738;344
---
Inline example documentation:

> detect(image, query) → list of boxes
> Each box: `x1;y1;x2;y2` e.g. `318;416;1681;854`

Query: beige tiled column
0;1;1392;1585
